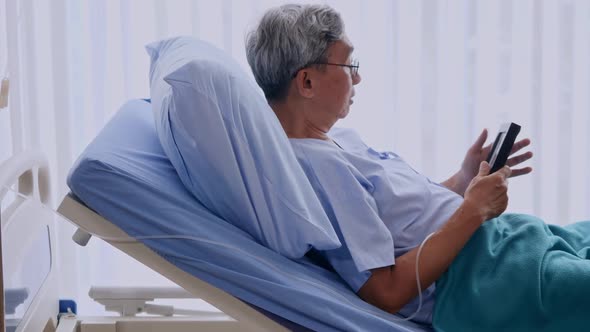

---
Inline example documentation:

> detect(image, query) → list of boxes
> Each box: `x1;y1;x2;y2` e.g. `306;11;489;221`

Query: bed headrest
146;36;340;258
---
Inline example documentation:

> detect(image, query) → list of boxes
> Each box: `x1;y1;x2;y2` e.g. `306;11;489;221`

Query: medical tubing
4;185;435;322
405;231;436;321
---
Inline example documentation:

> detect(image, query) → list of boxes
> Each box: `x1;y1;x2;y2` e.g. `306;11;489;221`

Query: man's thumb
479;161;491;176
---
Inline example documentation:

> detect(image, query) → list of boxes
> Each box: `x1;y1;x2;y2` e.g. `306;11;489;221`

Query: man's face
313;36;362;122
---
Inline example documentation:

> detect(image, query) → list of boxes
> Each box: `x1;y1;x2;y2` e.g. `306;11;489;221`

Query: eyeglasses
313;58;360;78
293;58;360;78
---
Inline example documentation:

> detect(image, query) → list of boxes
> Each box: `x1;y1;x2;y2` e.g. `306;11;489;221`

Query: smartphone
486;122;521;173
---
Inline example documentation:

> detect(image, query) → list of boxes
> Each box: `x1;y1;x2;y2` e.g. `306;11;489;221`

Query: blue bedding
67;99;433;332
434;214;590;331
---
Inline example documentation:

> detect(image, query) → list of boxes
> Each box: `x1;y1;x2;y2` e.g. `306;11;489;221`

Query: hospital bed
1;99;434;331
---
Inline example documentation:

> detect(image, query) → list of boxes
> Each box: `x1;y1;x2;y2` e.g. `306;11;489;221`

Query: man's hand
464;161;511;221
443;128;533;196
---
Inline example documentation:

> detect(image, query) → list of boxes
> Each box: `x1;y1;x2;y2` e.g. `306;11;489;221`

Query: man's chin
340;107;350;119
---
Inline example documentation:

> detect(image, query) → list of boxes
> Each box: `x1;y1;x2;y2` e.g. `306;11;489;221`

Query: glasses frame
292;58;360;78
313;58;359;77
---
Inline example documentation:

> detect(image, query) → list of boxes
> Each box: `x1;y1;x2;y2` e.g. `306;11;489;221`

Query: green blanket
433;214;590;331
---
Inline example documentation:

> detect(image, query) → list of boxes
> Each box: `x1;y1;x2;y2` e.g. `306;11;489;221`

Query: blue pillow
146;37;340;259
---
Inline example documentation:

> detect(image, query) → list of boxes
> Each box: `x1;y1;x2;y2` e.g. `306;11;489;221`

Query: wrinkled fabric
146;37;340;258
291;128;463;323
435;213;590;332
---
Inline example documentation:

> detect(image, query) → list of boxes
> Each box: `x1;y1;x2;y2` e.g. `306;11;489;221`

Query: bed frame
1;151;297;331
0;150;57;332
58;194;295;331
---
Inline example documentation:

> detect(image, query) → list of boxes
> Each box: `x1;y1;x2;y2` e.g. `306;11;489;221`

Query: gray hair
245;4;345;101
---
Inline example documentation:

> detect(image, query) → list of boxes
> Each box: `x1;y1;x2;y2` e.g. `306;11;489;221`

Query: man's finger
478;161;491;176
472;128;488;149
506;151;533;167
508;167;533;178
482;142;493;154
498;165;512;179
509;138;531;155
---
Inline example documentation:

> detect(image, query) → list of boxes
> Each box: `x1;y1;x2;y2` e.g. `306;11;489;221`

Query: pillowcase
146;36;340;259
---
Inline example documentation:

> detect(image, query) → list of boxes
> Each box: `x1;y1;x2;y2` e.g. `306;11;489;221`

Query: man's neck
270;98;330;141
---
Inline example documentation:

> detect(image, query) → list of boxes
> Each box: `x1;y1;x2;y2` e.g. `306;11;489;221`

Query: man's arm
358;162;511;314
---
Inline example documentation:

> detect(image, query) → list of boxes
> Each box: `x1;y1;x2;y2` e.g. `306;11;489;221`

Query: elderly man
244;4;590;331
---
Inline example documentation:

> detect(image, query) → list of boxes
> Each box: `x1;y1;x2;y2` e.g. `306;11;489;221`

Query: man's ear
294;69;315;99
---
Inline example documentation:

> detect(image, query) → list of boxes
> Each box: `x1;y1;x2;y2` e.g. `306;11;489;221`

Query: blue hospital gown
290;128;463;324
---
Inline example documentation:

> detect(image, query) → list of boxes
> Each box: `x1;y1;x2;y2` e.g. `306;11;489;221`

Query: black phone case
486;122;521;173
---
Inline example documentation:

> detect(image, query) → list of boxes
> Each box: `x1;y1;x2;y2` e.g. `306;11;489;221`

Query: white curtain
2;0;590;314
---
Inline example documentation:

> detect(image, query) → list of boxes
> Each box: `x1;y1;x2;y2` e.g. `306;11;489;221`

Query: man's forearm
441;171;469;197
358;200;485;314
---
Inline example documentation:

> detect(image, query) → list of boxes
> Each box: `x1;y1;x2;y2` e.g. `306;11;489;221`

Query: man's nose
353;73;362;85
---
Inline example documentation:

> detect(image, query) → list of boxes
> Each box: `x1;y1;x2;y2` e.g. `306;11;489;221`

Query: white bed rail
0;149;51;204
0;150;57;332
